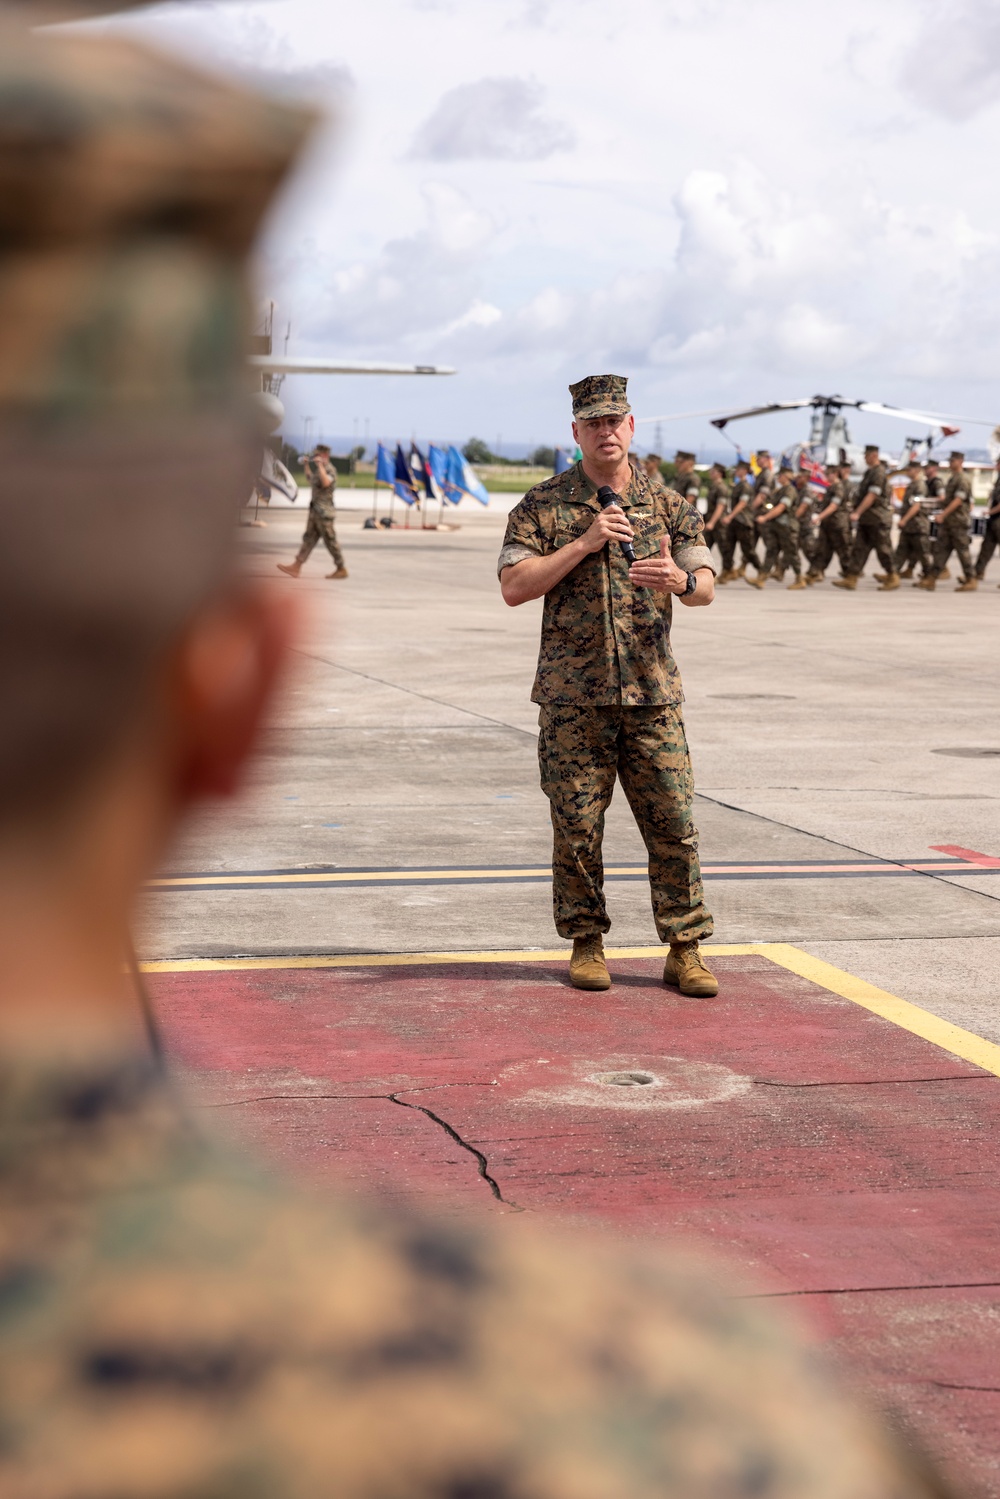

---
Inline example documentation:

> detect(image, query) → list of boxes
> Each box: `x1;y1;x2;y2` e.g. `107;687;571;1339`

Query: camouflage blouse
498;462;714;707
0;1044;947;1499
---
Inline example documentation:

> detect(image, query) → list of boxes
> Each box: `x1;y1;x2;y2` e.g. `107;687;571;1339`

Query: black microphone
596;486;636;564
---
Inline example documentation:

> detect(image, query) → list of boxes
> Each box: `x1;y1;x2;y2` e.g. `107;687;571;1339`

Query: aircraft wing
250;356;456;377
854;401;995;428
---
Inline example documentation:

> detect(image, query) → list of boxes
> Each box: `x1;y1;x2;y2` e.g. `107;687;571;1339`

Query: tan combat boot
937;566;951;580
787;577;807;590
715;569;731;584
663;943;719;998
745;572;766;589
569;936;611;991
832;575;858;590
873;572;888;583
917;576;936;591
899;564;914;579
276;561;301;578
327;567;349;579
955;577;978;591
877;573;901;591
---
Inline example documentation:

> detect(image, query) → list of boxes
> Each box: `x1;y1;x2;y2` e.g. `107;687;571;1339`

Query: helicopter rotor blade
854;400;997;428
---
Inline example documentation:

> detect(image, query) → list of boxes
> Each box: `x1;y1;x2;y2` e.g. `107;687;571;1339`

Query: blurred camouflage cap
569;373;630;421
674;449;695;463
949;450;965;460
0;16;314;423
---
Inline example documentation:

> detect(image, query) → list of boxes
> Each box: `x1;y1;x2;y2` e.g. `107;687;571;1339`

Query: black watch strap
683;570;697;597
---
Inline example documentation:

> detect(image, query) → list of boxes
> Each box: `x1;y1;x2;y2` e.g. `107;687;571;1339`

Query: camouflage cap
949;450;965;460
674;449;696;463
569;373;631;421
0;17;314;423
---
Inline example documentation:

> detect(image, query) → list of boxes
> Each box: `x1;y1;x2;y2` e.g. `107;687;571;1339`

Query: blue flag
393;443;418;505
429;444;463;505
447;445;490;506
554;447;572;474
375;442;395;484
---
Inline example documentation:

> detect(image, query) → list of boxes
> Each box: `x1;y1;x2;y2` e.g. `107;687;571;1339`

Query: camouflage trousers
933;514;973;581
849;512;894;576
812;515;852;576
537;703;713;946
762;521;800;578
976;515;1000;576
296;500;344;569
719;519;760;572
895;519;934;578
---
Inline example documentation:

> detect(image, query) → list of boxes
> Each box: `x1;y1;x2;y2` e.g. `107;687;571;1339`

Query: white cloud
900;0;1000;120
409;78;574;160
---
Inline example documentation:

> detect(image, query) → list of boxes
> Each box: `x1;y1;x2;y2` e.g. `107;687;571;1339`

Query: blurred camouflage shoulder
0;1050;948;1499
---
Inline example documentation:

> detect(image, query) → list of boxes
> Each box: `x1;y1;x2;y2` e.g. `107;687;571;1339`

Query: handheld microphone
596;486;636;564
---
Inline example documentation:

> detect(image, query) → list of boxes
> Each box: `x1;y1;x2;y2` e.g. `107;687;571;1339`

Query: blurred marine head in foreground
0;13;954;1499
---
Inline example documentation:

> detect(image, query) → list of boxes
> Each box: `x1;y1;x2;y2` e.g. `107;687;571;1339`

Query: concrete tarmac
142;504;1000;1042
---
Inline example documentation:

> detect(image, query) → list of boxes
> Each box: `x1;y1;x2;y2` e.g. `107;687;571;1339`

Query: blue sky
117;0;1000;456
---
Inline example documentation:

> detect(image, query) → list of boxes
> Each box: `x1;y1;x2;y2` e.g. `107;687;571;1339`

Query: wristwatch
682;570;697;597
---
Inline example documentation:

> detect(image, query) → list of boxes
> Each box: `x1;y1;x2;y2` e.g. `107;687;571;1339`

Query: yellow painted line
141;940;1000;1080
141;943;753;973
758;942;1000;1081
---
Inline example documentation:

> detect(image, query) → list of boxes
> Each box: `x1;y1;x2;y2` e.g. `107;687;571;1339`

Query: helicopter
636;394;998;477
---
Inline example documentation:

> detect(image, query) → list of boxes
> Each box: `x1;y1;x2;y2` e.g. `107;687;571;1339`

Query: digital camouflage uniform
725;476;761;571
975;474;1000;578
752;466;776;564
848;463;895;577
704;476;730;569
810;478;854;577
933;470;975;582
296;453;345;570
795;483;820;575
894;475;934;579
0;1045;948;1499
498;462;714;946
761;481;801;581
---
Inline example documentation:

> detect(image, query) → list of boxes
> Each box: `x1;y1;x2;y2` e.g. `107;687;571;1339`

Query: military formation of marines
645;445;1000;594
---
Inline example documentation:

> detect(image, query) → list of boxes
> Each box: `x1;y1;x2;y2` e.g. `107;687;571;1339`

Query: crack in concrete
388;1093;519;1208
929;1381;1000;1394
747;1279;1000;1300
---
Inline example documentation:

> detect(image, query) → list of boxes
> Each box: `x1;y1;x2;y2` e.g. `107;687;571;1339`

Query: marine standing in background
278;443;349;581
703;462;730;573
792;471;818;580
922;450;977;591
673;449;700;507
974;457;1000;586
641;451;669;496
758;464;805;588
893;458;935;585
807;461;854;583
834;444;899;591
725;458;764;587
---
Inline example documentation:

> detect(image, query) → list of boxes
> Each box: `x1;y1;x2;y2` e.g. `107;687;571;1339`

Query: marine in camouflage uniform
499;380;715;961
834;447;898;590
808;464;854;581
975;463;1000;583
0;19;960;1498
279;444;348;579
792;472;819;577
756;469;805;588
703;463;730;573
893;462;935;582
723;461;763;586
923;451;976;591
